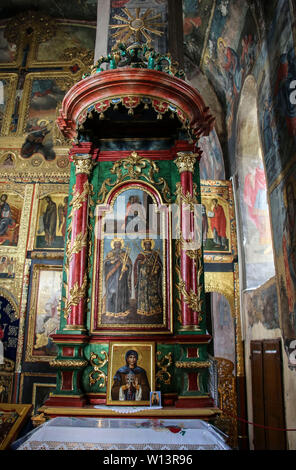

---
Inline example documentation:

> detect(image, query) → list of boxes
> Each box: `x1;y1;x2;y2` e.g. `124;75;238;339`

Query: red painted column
65;154;94;331
175;152;201;331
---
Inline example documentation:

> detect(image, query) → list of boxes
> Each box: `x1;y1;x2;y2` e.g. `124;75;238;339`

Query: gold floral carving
214;357;238;449
0;358;15;373
175;182;199;210
64;273;88;320
175;361;210;368
178;279;203;314
73;155;94;175
174;152;199;173
156;351;173;386
70;181;93;212
89;351;108;387
66;231;88;262
97;152;171;203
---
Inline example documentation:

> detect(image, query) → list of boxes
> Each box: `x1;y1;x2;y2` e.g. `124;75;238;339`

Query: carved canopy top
57;68;214;142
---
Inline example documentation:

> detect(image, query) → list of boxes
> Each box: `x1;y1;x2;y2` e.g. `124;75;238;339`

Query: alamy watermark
95;202;203;250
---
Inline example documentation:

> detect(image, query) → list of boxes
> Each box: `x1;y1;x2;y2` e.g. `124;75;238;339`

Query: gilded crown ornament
82;7;185;80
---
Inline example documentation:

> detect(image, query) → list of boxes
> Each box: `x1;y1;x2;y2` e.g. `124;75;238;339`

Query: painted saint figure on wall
103;238;132;317
208;198;227;249
43;196;57;246
111;350;150;402
134;239;163;316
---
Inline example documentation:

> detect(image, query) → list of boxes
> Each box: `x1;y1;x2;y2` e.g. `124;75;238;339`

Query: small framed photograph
107;342;155;406
150;391;161;407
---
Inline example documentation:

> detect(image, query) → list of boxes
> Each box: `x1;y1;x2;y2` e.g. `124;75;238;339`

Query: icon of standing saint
102;237;163;320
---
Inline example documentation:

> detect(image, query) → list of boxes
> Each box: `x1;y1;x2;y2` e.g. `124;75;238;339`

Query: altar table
12;417;231;450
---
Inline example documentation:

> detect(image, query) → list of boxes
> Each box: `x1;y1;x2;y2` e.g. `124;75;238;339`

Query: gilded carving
64;273;88;320
234;263;244;377
66;231;88;262
214;357;238;449
89;351;108;388
178;279;203;315
70;181;93;212
175;361;210;368
175;182;199;210
73;155;94;175
50;359;88;369
97;152;171;204
175;152;199;173
15;259;31;372
156;351;173;386
4;11;57;46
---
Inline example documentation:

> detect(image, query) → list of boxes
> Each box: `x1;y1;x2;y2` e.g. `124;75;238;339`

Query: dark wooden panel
250;340;266;449
262;339;287;450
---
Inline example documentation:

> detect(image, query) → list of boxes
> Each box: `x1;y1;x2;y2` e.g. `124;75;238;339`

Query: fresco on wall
183;0;213;71
254;0;294;186
199;1;258;145
21;78;65;161
36;25;96;63
199;129;225;180
211;293;235;366
242;278;280;330
270;160;296;342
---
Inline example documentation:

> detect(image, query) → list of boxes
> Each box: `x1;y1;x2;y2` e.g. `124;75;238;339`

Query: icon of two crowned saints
103;236;163;323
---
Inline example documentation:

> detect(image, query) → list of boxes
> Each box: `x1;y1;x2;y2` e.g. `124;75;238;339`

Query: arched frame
90;180;173;335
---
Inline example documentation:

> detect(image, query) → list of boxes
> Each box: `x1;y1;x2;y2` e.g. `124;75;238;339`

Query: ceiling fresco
0;0;97;22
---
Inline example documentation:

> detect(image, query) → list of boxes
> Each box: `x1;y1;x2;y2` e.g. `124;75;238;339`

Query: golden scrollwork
0;358;15;373
89;351;108;388
178;279;203;314
64;273;88;319
66;231;88;262
156;351;173;385
174;152;199;173
49;359;88;369
175;361;210;368
175;182;199;208
214;357;238;449
73;155;94;175
31;413;47;428
97;151;171;203
70;181;93;212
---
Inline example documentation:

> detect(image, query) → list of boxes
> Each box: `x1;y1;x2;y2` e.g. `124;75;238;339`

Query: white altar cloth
13;417;231;450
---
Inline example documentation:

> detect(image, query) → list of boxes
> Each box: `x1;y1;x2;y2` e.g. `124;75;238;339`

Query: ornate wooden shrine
42;42;219;418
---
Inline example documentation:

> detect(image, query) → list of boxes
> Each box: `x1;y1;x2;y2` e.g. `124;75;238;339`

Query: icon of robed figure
134;238;163;316
103;238;132;317
111;349;150;402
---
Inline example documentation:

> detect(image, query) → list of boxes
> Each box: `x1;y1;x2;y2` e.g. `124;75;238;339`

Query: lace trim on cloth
93;405;162;413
